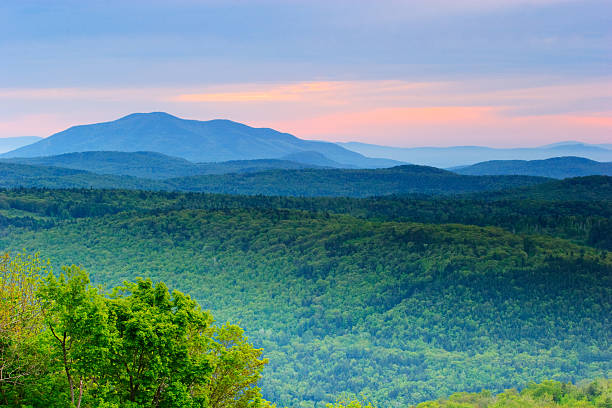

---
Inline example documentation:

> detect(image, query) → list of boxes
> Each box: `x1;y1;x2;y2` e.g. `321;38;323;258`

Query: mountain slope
454;156;612;178
479;175;612;201
0;162;164;189
2;112;401;168
338;141;612;168
1;151;325;179
166;165;548;197
280;150;348;168
0;136;42;153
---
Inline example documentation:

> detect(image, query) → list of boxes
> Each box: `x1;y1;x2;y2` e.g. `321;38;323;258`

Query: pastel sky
1;0;611;147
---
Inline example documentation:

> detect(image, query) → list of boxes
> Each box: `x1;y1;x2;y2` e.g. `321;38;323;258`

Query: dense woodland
2;151;326;179
0;176;610;407
2;254;611;408
0;162;549;197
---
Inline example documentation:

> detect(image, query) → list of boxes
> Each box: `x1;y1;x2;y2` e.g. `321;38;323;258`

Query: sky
1;0;611;147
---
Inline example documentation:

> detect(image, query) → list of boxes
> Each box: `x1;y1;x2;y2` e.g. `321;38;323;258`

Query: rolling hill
166;165;549;197
1;112;401;168
453;156;612;178
1;151;328;179
0;162;549;196
338;141;612;168
0;162;163;190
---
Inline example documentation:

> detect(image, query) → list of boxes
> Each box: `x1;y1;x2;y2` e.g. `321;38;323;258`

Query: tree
0;253;47;392
38;264;111;408
33;261;275;408
206;322;269;408
106;278;214;407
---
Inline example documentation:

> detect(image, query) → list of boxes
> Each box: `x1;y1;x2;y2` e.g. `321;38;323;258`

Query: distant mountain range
1;151;330;179
454;157;612;179
4;152;610;182
0;161;548;197
0;136;42;153
2;113;610;182
338;141;612;168
1;112;400;168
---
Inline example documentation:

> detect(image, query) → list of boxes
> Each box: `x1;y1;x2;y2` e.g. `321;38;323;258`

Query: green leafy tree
38;265;111;408
0;253;48;404
33;264;275;407
106;278;214;407
206;322;269;408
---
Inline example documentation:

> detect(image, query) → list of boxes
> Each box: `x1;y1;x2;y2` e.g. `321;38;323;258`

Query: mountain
0;161;548;196
1;151;326;179
338;141;612;168
280;150;348;168
453;156;612;179
0;136;42;153
1;112;402;168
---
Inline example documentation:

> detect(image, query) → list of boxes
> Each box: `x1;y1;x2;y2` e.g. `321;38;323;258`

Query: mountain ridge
338;141;612;168
1;151;331;179
0;161;550;197
453;156;612;179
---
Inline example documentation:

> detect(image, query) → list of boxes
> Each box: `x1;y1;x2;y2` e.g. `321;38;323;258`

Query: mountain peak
118;112;180;121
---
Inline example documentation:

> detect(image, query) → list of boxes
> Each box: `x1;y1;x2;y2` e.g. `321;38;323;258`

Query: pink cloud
258;106;612;147
0;114;74;137
1;77;610;146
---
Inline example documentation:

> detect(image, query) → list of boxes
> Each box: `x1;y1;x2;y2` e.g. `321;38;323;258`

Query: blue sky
1;0;611;146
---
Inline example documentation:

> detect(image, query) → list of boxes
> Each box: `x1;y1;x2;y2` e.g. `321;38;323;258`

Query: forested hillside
1;185;610;407
0;162;549;197
2;151;327;179
2;252;609;408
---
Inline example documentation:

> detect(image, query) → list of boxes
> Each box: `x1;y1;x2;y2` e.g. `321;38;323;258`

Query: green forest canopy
1;253;610;408
0;181;610;407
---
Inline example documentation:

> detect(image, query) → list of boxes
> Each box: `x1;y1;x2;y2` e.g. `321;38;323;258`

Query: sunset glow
1;0;610;147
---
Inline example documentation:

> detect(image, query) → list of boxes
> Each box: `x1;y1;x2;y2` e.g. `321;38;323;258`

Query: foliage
0;186;610;407
326;380;612;408
0;253;48;396
411;379;612;408
1;176;610;248
205;323;269;408
0;253;271;408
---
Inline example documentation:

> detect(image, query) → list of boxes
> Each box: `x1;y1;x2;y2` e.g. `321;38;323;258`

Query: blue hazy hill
339;141;612;168
453;156;612;179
